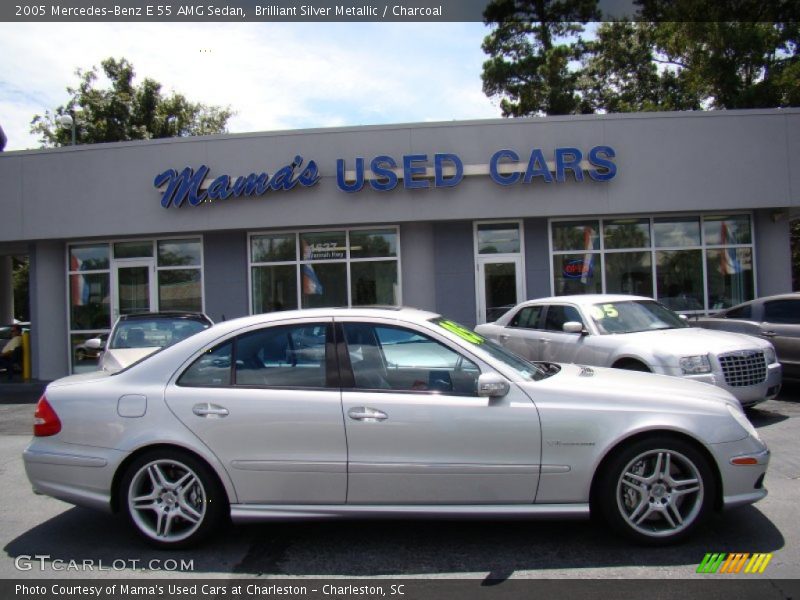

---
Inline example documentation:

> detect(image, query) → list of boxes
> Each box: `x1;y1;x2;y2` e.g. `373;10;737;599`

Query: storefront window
69;273;111;330
251;234;296;263
655;250;704;312
69;244;109;271
114;241;153;259
605;252;653;296
252;265;298;313
704;215;752;246
350;229;397;258
604;219;650;249
706;248;754;309
351;261;398;305
301;262;347;308
552;220;600;251
653;217;701;247
250;227;400;313
158;269;202;312
552;254;602;295
550;214;754;313
158;239;202;267
477;223;520;254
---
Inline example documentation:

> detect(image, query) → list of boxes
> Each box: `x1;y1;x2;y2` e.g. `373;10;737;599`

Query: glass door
477;258;524;324
114;260;156;320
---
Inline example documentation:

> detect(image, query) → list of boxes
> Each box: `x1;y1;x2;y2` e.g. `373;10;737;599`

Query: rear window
110;317;210;349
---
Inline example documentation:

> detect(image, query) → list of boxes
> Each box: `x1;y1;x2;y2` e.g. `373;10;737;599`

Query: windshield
589;300;688;334
110;317;210;349
429;317;549;381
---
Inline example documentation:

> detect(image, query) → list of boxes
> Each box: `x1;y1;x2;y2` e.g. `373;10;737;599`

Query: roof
523;294;652;306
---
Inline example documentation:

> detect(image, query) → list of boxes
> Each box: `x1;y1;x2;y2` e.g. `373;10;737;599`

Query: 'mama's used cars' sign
155;146;617;208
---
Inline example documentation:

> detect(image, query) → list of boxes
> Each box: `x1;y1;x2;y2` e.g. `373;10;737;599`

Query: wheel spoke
632;503;654;525
148;464;169;489
174;472;197;492
660;506;677;529
178;501;202;523
668;502;684;526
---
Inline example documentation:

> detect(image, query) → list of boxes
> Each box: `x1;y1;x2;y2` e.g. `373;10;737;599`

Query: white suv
475;294;782;408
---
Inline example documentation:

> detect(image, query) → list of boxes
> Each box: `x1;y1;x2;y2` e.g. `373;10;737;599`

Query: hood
102;347;160;372
527;362;738;414
618;326;770;359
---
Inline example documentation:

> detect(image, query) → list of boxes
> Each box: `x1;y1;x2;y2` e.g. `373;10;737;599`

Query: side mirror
85;338;102;349
477;372;510;398
679;314;688;322
562;321;585;334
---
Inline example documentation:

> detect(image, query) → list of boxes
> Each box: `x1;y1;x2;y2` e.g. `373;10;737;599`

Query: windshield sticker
437;319;485;345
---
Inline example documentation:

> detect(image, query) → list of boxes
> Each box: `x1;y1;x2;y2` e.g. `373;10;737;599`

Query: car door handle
192;403;229;417
499;334;510;342
761;331;777;337
347;407;388;422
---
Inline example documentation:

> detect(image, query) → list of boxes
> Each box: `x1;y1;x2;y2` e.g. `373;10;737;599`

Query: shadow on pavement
4;505;785;576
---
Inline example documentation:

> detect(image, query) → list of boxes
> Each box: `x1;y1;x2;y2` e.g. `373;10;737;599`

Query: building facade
1;109;797;380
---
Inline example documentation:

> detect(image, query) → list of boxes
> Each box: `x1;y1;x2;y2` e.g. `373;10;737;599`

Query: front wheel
120;450;226;549
597;437;716;545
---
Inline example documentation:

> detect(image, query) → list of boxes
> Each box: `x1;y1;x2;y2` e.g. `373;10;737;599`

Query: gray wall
400;222;436;312
754;209;793;297
203;231;249;322
524;218;552;300
30;241;68;380
433;222;476;327
2;109;798;243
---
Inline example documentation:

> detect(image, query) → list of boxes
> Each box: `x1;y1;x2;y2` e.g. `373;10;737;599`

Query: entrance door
114;260;156;320
477;258;524;324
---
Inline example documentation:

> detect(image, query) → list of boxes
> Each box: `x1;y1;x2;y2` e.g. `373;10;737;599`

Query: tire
120;449;226;549
596;436;715;545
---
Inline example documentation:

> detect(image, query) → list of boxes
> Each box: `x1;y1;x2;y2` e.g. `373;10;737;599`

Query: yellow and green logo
697;553;772;574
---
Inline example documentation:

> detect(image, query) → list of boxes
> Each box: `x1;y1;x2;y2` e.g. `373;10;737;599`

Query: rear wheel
597;437;715;545
120;449;226;549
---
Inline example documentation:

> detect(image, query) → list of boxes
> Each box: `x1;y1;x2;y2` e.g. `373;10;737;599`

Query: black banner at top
2;0;799;22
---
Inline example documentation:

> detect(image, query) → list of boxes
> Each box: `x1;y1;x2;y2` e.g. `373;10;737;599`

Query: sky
0;22;501;151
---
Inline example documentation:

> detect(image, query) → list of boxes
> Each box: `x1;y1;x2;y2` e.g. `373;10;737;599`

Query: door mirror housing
477;372;510;398
562;321;585;334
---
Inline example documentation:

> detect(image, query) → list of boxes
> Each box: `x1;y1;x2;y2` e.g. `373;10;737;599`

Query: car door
762;299;800;377
337;318;541;505
498;305;546;361
164;318;348;504
538;304;587;363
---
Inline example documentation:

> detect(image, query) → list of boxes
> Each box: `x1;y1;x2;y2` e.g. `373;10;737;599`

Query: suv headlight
727;404;760;440
764;346;777;364
679;354;712;375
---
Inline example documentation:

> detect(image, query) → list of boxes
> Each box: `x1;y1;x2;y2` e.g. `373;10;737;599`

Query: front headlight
727;404;760;440
763;346;777;364
679;354;712;375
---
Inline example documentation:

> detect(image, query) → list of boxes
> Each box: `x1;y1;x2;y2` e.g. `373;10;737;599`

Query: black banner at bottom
3;579;799;600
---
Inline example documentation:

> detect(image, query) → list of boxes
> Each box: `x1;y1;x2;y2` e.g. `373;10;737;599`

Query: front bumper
679;362;782;408
709;438;770;510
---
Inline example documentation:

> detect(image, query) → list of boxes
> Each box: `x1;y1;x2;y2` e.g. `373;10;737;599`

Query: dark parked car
694;293;800;379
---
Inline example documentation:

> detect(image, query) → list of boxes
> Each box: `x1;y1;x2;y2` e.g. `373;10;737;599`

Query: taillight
33;395;61;437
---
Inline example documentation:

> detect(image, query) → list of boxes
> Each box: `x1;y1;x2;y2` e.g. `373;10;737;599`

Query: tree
31;57;233;147
481;1;800;115
481;0;600;116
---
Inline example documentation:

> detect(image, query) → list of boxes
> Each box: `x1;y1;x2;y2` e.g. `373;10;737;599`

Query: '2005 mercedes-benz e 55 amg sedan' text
24;308;769;547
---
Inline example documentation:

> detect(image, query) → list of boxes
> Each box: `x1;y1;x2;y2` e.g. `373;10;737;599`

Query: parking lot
0;382;798;582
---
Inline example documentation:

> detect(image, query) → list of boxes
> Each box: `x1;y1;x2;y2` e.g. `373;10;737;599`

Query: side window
343;323;480;396
544;305;584;332
178;342;233;387
235;323;329;388
510;306;543;329
725;305;752;319
764;300;800;324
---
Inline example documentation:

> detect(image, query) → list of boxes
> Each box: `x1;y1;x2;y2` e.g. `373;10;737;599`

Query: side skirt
230;504;590;523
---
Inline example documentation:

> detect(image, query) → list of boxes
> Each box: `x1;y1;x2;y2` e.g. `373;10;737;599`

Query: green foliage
481;1;800;115
30;57;233;147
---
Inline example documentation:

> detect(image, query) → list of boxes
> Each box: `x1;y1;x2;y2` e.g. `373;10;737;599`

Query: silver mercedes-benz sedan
24;308;769;548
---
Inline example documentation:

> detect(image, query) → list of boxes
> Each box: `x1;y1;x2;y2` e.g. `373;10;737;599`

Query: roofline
4;107;799;157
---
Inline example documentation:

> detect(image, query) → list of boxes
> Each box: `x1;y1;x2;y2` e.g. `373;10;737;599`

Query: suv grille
718;351;767;387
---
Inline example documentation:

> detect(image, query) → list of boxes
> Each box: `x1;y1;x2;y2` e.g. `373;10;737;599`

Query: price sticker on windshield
591;304;619;319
